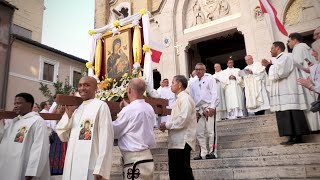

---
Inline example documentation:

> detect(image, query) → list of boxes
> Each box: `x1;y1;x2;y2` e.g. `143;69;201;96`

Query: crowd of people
0;27;319;180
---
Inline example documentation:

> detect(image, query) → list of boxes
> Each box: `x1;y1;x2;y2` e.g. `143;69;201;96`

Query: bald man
113;78;156;180
242;55;270;115
56;76;114;180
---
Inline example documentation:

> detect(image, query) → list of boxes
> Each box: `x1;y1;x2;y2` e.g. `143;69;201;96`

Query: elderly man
190;63;219;160
113;78;156;180
262;41;310;145
160;75;197;180
222;59;245;119
288;33;320;131
212;63;227;120
158;78;176;124
0;93;50;180
56;76;114;180
242;55;270;115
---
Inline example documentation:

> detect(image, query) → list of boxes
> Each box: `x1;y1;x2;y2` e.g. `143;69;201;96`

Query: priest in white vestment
190;63;219;160
159;75;197;179
262;41;310;145
158;78;176;124
288;33;320;131
242;55;270;115
0;93;50;180
56;76;114;180
212;63;227;120
113;78;156;180
222;59;245;119
298;40;320;95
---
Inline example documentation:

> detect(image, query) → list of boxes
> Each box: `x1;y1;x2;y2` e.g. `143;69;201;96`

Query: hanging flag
149;40;164;63
259;0;288;36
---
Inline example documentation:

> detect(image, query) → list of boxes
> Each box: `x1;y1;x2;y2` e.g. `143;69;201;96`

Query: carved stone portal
284;0;320;26
188;0;231;28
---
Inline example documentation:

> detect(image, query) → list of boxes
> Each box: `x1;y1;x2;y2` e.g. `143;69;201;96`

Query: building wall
0;2;15;109
6;39;85;110
95;0;320;81
6;0;44;42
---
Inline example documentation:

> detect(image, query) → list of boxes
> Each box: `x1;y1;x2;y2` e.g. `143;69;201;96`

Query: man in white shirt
212;63;227;121
160;75;197;180
158;78;176;124
242;55;270;115
113;78;156;180
262;41;310;145
190;63;219;160
222;59;245;119
288;33;320;131
56;76;114;180
0;93;50;180
40;101;51;113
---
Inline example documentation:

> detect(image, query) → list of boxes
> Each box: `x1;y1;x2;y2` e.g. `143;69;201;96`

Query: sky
42;0;95;61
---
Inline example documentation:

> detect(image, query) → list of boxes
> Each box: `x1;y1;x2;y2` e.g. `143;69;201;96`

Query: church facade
95;0;320;79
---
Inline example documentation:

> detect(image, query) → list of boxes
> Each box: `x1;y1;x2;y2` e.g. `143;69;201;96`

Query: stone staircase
110;114;320;179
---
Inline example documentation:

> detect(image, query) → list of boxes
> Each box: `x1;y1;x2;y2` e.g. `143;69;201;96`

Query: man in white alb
262;41;310;145
0;93;50;180
113;78;156;180
56;76;114;180
190;63;219;160
222;59;245;119
158;78;176;124
288;33;320;131
242;55;270;115
212;63;227;121
160;75;197;180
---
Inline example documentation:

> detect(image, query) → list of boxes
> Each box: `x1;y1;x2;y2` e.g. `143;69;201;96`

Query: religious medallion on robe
14;126;28;143
79;120;93;140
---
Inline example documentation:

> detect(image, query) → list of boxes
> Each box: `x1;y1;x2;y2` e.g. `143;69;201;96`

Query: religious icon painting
104;27;133;79
14;126;28;143
79;120;93;140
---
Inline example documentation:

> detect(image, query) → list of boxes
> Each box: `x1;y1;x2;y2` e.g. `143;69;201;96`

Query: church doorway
187;29;247;75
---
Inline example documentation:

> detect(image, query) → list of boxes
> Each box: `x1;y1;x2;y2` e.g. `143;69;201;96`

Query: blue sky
42;0;94;61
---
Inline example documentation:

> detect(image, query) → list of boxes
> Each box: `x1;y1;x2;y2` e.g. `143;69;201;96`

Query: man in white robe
262;41;310;145
190;63;219;160
288;33;320;131
212;63;227;120
242;55;270;115
158;78;176;124
159;75;197;179
222;59;245;119
56;76;114;180
113;78;156;180
0;93;50;180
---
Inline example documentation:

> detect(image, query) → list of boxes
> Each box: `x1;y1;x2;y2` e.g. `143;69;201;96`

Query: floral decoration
95;62;142;102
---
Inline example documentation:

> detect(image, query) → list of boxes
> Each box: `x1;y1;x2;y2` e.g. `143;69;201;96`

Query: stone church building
96;0;319;80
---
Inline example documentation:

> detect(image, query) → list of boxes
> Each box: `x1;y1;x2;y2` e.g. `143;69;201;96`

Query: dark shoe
293;136;304;144
205;152;217;159
193;155;203;160
280;136;295;145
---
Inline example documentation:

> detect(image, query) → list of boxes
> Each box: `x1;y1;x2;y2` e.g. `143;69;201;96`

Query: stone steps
110;114;320;179
110;164;320;180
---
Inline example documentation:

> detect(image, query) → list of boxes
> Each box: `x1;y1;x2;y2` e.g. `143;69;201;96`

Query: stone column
95;0;110;28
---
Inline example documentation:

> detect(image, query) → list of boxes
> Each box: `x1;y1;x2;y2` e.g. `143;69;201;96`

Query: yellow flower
142;44;152;55
88;30;95;36
113;20;121;28
86;62;93;69
140;9;147;16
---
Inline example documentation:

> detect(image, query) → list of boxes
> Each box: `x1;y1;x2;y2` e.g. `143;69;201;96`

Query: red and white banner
259;0;288;36
150;40;164;63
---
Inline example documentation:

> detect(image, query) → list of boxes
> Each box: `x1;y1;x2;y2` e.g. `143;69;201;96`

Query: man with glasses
190;63;219;160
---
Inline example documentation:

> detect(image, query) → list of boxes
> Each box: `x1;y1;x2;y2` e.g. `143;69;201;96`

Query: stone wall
6;0;44;42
